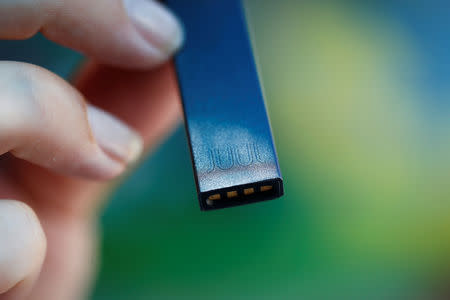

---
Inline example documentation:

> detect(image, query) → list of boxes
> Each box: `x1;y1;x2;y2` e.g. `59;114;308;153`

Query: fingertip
87;105;144;166
1;61;143;181
73;104;145;181
124;0;185;62
42;0;184;70
0;200;46;296
74;61;183;149
74;146;127;181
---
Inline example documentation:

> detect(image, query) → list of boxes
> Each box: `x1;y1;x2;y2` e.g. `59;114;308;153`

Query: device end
200;178;283;211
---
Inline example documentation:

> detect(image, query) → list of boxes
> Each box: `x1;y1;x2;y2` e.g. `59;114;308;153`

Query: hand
0;1;183;299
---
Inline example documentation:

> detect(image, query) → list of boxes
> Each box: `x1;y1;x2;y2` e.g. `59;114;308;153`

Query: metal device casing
166;0;283;210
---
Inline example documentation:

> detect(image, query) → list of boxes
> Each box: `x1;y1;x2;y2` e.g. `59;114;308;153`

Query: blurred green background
1;0;449;299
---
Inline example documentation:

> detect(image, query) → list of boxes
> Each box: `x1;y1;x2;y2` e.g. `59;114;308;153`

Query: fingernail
124;0;184;56
87;106;144;165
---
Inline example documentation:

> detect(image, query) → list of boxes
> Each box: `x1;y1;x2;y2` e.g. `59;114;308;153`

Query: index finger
0;0;184;69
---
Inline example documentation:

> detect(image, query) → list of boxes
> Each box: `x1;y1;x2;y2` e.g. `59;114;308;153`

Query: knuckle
0;62;87;132
0;63;45;133
0;62;93;163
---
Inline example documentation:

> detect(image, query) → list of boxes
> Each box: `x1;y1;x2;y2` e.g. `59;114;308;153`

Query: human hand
0;0;183;299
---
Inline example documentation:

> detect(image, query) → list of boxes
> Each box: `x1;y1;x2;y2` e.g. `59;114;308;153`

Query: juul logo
204;143;265;172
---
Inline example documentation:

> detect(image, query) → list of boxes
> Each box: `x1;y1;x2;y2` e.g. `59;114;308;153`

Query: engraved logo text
203;143;265;172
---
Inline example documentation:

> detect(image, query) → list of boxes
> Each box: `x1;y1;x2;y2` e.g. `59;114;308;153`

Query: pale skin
0;0;184;299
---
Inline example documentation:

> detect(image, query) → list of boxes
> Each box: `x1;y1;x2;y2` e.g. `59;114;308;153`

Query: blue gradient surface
166;0;282;209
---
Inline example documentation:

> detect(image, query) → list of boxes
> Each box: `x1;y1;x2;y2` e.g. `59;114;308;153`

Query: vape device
166;0;284;210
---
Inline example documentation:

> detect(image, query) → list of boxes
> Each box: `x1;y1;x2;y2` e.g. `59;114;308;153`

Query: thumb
0;0;184;69
0;200;46;300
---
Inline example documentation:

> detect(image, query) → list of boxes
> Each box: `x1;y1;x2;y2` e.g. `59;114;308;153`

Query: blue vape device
166;0;284;210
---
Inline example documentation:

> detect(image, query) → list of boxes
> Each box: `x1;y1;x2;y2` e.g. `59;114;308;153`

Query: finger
0;62;182;300
0;0;184;69
74;60;182;148
26;216;97;300
0;200;46;299
0;61;143;180
3;60;181;219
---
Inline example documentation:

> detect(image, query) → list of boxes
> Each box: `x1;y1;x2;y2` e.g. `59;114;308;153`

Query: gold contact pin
227;191;238;198
244;188;255;195
206;194;221;206
208;194;221;201
260;185;273;192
